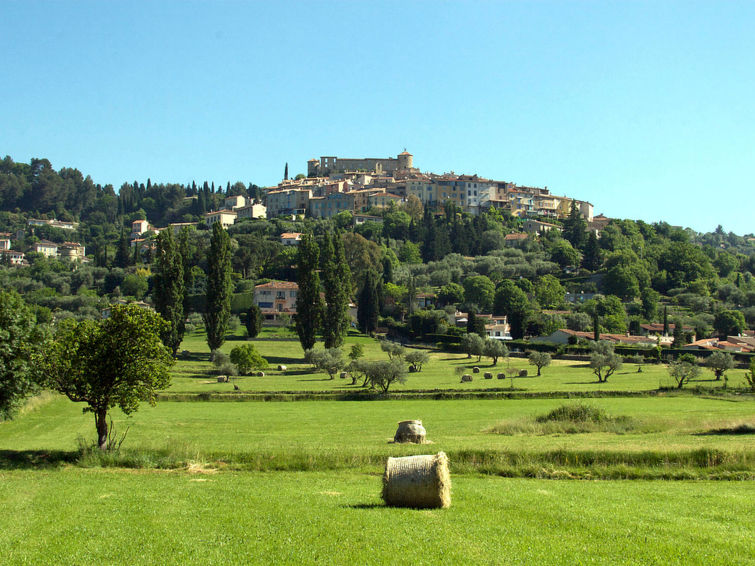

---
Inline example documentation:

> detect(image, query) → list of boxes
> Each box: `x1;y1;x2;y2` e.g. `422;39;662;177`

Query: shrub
537;403;608;424
229;344;268;375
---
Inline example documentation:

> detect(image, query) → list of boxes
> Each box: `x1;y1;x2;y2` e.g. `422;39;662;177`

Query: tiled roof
255;281;299;290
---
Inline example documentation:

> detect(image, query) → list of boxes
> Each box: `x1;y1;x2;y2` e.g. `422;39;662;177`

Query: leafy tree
534;274;565;309
549;239;581;269
463;275;495;312
153;229;185;355
306;348;344;379
0;291;49;419
295;233;324;350
363;359;407;393
706;351;734;383
229;344;268;375
483;339;508;365
405;350;429;372
589;340;622;383
348;343;364;363
466;309;486;338
461;332;485;361
713;310;746;339
322;232;352;348
640;288;659;321
668;353;701;389
380;340;406;361
493;280;530;339
246;305;263;338
357;270;379;336
582;231;602;271
203;223;234;353
43;304;173;450
121;273;148;299
438;282;464;306
527;351;552;376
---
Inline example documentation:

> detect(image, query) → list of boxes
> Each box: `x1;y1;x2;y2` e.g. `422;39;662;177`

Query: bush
536;403;609;424
229;344;268;375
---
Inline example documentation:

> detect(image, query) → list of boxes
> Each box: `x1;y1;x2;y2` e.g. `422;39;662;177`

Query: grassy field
2;394;753;478
169;327;755;394
0;469;752;565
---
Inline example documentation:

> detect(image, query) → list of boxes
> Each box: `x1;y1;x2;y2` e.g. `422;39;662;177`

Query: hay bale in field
393;420;426;444
472;367;480;374
497;373;506;380
277;365;287;371
256;371;265;377
382;452;451;509
519;369;528;377
484;372;493;379
461;374;472;382
340;371;349;379
217;376;228;383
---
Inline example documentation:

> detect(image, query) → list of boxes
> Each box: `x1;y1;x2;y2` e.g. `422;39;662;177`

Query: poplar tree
203;222;233;354
153;229;184;355
295;233;324;351
322;232;352;348
357;270;379;336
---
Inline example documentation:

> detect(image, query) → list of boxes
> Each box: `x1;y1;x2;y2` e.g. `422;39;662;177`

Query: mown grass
169;327;755;394
3;395;753;479
0;469;751;565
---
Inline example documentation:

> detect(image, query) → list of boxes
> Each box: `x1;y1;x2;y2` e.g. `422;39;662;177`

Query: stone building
308;151;414;177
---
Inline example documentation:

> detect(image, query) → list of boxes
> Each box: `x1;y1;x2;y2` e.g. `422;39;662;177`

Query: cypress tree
322;231;352;347
284;162;289;180
357;270;379;336
203;223;233;354
295;233;324;351
153;229;185;355
114;227;130;268
582;231;601;271
177;227;195;334
563;200;588;250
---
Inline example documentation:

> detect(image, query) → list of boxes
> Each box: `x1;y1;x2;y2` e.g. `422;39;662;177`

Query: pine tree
357;270;379;336
153;229;185;355
203;223;233;354
295;233;324;351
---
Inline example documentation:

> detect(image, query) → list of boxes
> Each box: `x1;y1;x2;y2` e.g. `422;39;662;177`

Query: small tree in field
380;340;406;361
364;360;407;393
589;340;622;383
43;304;173;450
527;351;551;376
484;339;509;366
308;348;344;379
461;333;485;362
668;353;701;389
230;344;268;375
706;351;734;385
744;360;755;391
629;354;645;372
405;350;429;372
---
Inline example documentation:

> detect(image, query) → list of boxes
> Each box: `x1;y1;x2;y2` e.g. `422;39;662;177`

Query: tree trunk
537;368;542;376
94;408;109;450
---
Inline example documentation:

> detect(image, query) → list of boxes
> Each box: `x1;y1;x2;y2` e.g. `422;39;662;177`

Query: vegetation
669;354;702;389
41;304;173;449
528;351;551;376
152;228;184;355
203;223;233;353
589;341;623;383
295;233;323;350
229;344;268;375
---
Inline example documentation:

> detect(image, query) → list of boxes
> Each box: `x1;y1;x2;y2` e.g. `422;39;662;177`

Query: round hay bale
256;371;265;377
519;369;528;377
484;372;493;379
393;420;426;444
382;452;451;509
497;373;506;380
217;376;227;383
472;367;480;374
339;371;349;379
461;374;472;382
277;365;287;371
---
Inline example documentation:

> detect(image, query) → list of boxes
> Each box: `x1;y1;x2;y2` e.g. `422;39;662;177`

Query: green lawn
0;469;752;565
169;328;754;394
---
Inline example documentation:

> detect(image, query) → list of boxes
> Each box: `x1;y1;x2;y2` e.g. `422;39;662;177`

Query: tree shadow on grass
0;450;79;470
178;352;209;362
264;355;305;365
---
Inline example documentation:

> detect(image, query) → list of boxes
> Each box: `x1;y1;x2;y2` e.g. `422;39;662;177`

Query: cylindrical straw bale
484;372;493;379
472;367;480;374
497;373;506;380
461;374;472;382
394;420;426;443
382;452;451;508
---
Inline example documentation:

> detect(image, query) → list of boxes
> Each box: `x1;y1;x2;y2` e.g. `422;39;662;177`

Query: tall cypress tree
177;227;195;340
295;233;324;351
563;200;588;250
153;229;185;355
114;227;130;268
357;270;379;336
582;231;601;271
322;232;352;348
203;223;233;354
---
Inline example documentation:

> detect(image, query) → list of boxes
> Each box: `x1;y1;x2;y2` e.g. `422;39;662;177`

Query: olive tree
484;339;509;366
363;359;407;393
306;348;344;379
706;351;734;383
43;304;173;450
405;350;430;372
589;340;623;383
461;333;485;362
230;344;269;375
527;351;552;376
668;353;701;389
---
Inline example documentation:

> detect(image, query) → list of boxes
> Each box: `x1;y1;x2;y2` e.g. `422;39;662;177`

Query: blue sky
2;1;753;235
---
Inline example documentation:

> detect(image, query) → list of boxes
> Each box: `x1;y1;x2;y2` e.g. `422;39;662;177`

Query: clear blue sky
2;1;753;235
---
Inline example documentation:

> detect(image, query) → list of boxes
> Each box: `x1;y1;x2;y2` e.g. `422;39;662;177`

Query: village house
205;210;237;229
253;281;298;321
0;249;25;266
280;233;302;246
131;219;153;237
532;329;657;346
58;242;86;261
236;203;267;220
224;195;247;210
0;233;11;250
33;239;58;257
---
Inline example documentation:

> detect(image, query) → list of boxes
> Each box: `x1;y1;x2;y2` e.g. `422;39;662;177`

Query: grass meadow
1;327;753;564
